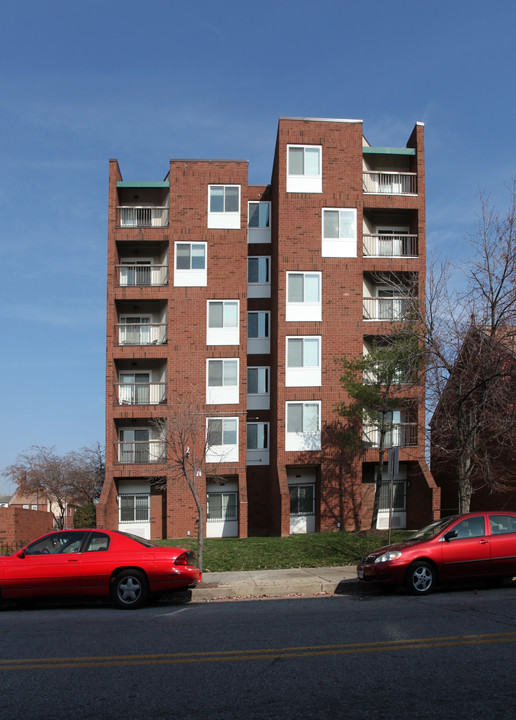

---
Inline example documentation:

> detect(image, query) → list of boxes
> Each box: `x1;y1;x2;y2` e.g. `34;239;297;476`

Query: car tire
111;570;148;609
406;561;435;595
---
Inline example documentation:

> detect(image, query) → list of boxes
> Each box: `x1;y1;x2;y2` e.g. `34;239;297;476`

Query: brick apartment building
96;116;439;540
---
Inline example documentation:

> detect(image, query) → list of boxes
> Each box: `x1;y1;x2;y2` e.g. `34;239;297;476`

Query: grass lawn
156;530;412;572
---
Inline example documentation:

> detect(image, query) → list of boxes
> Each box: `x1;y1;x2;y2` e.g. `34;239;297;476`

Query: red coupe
0;529;201;609
357;511;516;595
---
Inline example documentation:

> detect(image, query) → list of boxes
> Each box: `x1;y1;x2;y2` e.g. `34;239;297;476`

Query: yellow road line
2;632;516;671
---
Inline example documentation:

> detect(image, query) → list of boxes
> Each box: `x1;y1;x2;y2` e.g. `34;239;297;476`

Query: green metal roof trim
363;147;415;156
117;181;170;188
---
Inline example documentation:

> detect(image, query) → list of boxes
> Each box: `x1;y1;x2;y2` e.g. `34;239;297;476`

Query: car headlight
374;551;402;564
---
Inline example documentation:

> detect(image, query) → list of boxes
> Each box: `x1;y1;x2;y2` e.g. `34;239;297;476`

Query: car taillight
174;551;195;567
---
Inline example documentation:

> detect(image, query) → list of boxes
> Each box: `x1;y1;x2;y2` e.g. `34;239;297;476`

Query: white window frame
247;310;271;354
247;256;271;298
246;422;270;466
174;242;207;287
287;145;322;193
208;185;241;229
322;208;357;258
207;300;240;346
286;336;321;387
286;272;322;322
285;401;321;452
248;201;271;243
247;366;270;410
206;358;239;405
118;494;150;524
207;491;238;522
206;417;239;463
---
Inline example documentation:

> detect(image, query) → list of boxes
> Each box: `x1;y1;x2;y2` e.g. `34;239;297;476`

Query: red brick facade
97;116;439;539
0;507;53;547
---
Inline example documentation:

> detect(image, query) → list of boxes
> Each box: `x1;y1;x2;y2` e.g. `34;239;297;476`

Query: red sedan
0;529;201;609
357;511;516;595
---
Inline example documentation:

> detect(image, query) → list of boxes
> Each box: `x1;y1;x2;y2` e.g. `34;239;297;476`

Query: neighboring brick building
97;116;439;540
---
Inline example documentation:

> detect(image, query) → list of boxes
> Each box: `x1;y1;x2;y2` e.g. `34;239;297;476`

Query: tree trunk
370;446;386;530
457;456;473;513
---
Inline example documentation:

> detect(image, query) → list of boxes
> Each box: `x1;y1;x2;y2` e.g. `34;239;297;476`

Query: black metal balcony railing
363;234;418;258
117;264;168;286
117;323;167;345
116;441;166;464
362;422;418;448
363;172;417;195
116;383;167;405
117;206;169;228
363;297;412;321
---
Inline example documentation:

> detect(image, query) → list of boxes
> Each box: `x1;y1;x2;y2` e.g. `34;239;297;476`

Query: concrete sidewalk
191;565;358;601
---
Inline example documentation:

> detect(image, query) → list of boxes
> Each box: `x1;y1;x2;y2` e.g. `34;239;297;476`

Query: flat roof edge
117;181;170;188
279;116;363;124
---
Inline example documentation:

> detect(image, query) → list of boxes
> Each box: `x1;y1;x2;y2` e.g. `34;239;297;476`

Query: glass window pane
248;202;260;228
304;403;320;432
324;210;339;238
120;496;134;522
224;360;238;386
208;360;223;387
210;186;224;213
339;210;355;239
287;338;303;367
259;203;270;227
288;147;304;175
224;493;238;520
304;274;320;303
248;257;259;283
135;495;149;521
176;244;191;269
209;302;223;328
305;148;320;175
258;312;269;337
225;186;239;212
192;244;206;269
288;274;304;302
208;419;222;446
223;419;237;445
247;423;257;449
224;301;238;327
247;367;258;394
304;338;319;367
287;403;303;433
248;312;258;338
207;493;222;520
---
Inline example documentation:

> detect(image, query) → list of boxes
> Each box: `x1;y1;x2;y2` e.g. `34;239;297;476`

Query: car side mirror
443;530;458;542
17;549;26;558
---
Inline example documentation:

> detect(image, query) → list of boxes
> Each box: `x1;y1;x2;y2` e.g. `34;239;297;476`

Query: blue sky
1;0;515;494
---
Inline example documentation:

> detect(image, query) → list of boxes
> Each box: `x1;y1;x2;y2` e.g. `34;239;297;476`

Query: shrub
73;503;96;528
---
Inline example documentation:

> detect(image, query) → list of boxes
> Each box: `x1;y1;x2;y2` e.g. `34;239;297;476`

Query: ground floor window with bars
119;494;150;523
378;480;406;512
289;484;315;516
207;492;238;522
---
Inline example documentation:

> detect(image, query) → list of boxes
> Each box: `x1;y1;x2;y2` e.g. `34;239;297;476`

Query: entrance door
288;469;316;534
376;466;407;530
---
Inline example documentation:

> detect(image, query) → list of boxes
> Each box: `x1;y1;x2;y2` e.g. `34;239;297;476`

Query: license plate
358;569;364;579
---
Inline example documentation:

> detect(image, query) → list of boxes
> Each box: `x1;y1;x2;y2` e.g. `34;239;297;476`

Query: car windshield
408;516;459;541
115;531;156;548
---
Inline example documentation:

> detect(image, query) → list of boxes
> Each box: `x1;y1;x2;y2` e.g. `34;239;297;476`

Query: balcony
116;440;166;464
116;382;167;405
362;422;418;448
363;297;411;321
117;322;167;345
363;172;417;195
117;264;168;287
363;233;418;258
117;206;169;228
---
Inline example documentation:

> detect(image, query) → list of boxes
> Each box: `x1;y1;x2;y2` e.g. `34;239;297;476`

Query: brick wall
0;507;53;547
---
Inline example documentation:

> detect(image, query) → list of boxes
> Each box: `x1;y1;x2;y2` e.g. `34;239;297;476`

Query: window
207;492;238;521
489;515;516;535
206;417;239;462
84;533;110;552
120;259;152;286
248;257;271;298
26;532;88;555
287;145;322;193
289;484;315;516
247;366;270;410
118;372;151;405
207;358;239;404
452;516;486;540
118;428;165;464
248;201;271;243
286;337;321;387
207;300;239;345
322;208;357;257
248;311;270;354
286;272;321;322
174;242;207;286
246;422;270;465
286;401;321;451
208;185;241;229
119;495;150;523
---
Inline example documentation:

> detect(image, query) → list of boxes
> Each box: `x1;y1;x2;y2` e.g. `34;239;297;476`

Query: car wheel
111;570;148;609
406;561;435;595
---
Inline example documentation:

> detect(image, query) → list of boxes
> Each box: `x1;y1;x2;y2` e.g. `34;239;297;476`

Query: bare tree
426;181;516;512
67;442;105;505
152;399;233;571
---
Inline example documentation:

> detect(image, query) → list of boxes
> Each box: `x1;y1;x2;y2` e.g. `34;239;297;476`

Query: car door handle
479;539;489;544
